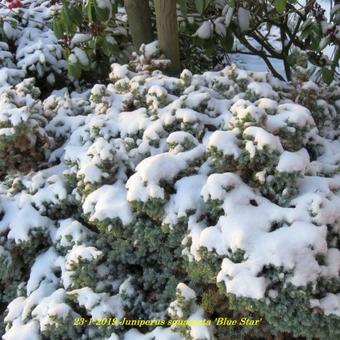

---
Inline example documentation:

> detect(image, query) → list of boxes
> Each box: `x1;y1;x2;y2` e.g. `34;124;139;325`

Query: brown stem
234;29;285;81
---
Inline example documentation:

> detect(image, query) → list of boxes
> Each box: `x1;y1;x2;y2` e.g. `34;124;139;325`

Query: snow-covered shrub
168;283;213;340
0;0;66;83
16;27;65;79
293;80;340;140
0;78;54;178
0;189;55;334
1;44;339;339
0;42;15;69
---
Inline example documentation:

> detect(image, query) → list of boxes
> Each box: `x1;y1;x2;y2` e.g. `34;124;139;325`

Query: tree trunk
332;0;340;72
124;0;154;50
154;0;181;74
334;0;340;24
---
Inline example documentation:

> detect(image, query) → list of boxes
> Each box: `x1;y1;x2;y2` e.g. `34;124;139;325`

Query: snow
119;277;135;297
238;8;250;32
164;175;206;226
255;98;278;114
185;92;210;110
183;217;205;260
68;54;77;65
142;41;159;59
69;287;124;319
16;28;64;76
266;103;315;131
148;85;168;98
54;219;93;248
124;328;182;340
207;130;241;158
214;17;226;37
0;193;51;243
321;248;340;278
276;149;310;173
175;108;198;123
302;81;319;91
311;294;340;317
2;320;40;340
110;63;130;80
70;33;91;48
27;248;59;295
95;0;113;19
224;7;234;27
243;126;283;152
105;335;120;340
166;131;198;147
0;106;29;126
66;245;102;266
32;174;67;213
9;280;57;323
177;283;196;300
214;216;328;297
248;81;278;99
31;289;72;331
194;21;213;39
118;108;149;136
197;166;333;299
73;47;89;66
201;173;243;201
188;308;213;340
83;182;133;225
218;258;267;299
96;0;112;10
127;145;204;201
230;99;266;126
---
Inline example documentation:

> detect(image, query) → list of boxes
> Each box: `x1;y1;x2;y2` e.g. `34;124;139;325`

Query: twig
233;29;285;81
227;49;283;60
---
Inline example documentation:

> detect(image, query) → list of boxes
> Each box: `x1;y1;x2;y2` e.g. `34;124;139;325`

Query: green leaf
85;0;95;22
311;23;322;50
100;35;116;57
195;0;205;14
227;0;235;7
205;0;213;9
321;67;334;84
52;18;63;39
111;2;117;15
68;61;82;79
177;0;187;17
70;6;83;27
61;4;70;31
286;52;298;66
81;59;91;72
194;0;212;14
94;1;110;22
221;30;234;52
300;18;313;36
201;38;216;56
274;0;286;14
87;38;96;50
